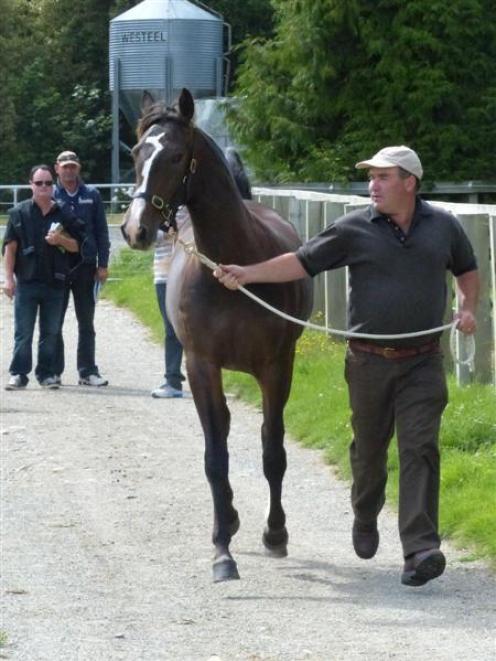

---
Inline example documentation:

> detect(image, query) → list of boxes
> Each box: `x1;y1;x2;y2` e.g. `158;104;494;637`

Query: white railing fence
0;184;132;215
1;183;494;386
253;188;496;387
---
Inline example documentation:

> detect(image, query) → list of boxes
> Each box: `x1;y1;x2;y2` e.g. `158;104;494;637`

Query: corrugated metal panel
109;19;222;91
170;20;222;90
110;20;171;89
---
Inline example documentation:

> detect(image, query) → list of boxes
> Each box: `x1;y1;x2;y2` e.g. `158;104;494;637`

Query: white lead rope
178;238;476;371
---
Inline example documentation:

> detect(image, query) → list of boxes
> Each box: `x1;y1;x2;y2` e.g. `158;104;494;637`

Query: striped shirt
152;207;188;284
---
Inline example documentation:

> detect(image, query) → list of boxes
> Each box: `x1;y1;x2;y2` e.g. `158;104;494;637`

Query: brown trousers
344;348;448;557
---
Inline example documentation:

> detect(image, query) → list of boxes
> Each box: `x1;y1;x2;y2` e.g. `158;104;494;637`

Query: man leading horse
215;145;479;587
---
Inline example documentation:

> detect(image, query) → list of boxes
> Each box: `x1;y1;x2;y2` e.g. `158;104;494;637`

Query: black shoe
352;519;379;559
401;548;446;587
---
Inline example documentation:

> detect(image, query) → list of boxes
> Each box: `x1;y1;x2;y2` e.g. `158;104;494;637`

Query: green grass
106;249;163;343
105;248;496;565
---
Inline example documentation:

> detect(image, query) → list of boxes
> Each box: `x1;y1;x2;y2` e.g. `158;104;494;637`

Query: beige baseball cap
56;150;80;166
355;145;423;179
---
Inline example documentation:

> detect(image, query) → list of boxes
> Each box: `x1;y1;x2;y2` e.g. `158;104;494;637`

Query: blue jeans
9;282;65;383
54;264;99;378
155;282;184;390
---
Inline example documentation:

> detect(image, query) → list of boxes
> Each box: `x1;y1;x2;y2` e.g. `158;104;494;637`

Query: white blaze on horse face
125;131;166;238
124;197;147;242
136;131;166;195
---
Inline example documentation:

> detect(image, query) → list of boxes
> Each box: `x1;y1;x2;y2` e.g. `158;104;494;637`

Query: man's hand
45;230;63;247
3;276;16;299
213;265;246;290
96;267;109;283
455;310;477;335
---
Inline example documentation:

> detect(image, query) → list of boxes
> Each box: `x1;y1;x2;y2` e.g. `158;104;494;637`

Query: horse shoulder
243;200;302;251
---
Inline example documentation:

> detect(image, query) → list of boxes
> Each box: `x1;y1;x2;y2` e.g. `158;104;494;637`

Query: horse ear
141;90;155;114
178;88;195;121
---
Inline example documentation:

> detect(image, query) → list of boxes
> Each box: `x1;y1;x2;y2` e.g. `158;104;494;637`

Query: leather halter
132;139;197;234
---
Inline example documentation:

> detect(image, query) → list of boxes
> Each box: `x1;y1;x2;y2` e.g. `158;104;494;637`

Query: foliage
104;248;162;343
105;248;496;564
205;0;275;87
229;0;496;182
1;0;116;182
4;0;496;185
0;0;273;184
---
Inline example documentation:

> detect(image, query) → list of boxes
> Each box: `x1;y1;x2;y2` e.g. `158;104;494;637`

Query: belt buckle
383;347;397;358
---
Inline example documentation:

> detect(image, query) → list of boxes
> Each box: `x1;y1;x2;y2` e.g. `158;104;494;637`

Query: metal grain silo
109;0;231;181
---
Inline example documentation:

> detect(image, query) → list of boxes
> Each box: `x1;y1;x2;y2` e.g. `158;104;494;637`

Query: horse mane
136;101;192;139
225;148;252;200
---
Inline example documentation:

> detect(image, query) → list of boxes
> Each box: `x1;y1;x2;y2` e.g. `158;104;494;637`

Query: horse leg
187;355;240;582
257;351;295;558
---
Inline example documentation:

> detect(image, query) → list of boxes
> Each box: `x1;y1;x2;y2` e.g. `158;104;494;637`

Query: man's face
55;162;81;187
30;168;54;203
367;167;415;215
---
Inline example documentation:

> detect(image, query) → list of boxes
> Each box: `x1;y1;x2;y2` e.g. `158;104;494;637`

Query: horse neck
186;132;253;263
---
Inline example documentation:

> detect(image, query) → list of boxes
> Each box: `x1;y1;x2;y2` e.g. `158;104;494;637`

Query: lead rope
176;238;476;371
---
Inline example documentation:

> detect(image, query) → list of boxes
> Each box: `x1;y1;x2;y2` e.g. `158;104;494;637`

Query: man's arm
454;269;480;334
213;252;307;290
93;191;110;282
3;240;18;298
94;191;110;264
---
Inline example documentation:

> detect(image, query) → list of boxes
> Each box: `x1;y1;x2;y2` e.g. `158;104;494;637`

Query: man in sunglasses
3;164;85;390
53;150;110;387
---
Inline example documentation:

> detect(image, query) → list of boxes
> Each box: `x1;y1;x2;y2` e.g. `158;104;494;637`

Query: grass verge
105;248;496;565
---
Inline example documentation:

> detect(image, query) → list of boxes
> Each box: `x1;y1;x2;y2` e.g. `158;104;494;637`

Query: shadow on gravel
227;552;494;632
52;385;155;397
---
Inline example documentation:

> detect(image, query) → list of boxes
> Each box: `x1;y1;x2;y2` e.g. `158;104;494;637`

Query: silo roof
111;0;220;23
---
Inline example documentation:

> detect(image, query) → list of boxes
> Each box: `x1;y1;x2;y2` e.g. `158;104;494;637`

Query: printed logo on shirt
78;198;94;205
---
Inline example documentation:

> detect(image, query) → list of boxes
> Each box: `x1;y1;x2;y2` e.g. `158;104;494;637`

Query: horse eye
171;153;183;164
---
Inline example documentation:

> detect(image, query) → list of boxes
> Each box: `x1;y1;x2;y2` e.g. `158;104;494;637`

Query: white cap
355;145;423;179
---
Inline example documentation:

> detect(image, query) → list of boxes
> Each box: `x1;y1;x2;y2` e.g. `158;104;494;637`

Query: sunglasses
32;180;54;187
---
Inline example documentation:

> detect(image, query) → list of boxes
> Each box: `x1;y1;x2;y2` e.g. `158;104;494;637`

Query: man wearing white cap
53;150;110;386
213;145;480;587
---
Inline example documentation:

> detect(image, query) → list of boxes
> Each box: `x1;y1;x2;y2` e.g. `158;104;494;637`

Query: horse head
121;88;196;249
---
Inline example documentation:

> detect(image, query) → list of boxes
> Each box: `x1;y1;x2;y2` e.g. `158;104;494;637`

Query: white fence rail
0;184;132;214
253;187;496;387
1;183;494;385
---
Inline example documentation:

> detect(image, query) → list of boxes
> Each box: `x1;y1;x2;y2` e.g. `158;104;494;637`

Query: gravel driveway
1;296;495;660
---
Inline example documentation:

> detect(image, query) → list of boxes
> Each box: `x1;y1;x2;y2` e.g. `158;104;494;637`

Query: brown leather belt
348;339;440;359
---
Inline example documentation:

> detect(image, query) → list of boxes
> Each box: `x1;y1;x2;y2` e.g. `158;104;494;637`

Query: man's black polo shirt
296;198;477;347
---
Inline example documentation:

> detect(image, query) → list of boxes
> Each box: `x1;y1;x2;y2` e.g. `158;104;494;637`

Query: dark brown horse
121;88;313;582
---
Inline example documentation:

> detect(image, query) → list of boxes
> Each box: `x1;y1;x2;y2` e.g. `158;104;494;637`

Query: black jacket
2;199;86;287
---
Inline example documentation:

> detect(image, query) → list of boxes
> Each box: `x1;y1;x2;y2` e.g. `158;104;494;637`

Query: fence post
490;215;496;386
324;202;349;338
456;213;493;385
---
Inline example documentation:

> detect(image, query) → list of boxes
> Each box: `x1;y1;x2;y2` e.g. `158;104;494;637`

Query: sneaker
5;374;27;390
54;375;62;386
151;384;184;399
40;376;60;389
79;374;108;387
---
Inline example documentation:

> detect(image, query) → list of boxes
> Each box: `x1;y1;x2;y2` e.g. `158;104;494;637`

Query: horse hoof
262;528;289;558
213;557;240;583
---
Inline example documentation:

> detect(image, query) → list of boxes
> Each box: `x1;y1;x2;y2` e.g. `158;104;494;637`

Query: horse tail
225;147;252;201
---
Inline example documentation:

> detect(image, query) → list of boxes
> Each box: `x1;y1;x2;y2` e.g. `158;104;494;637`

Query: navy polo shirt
296;198;477;346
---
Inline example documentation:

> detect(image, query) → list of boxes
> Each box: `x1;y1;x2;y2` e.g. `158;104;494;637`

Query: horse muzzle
121;200;153;250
